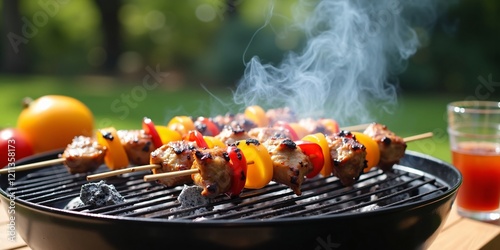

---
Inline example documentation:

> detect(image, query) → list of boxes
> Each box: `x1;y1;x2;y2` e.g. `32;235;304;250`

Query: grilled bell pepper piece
226;145;247;197
196;117;220;136
289;122;309;139
302;133;332;177
273;121;299;141
187;130;209;148
352;132;380;172
167;116;195;136
236;139;273;189
96;127;129;170
142;117;163;149
155;125;182;144
295;140;325;178
203;136;226;149
244;105;269;127
319;118;340;134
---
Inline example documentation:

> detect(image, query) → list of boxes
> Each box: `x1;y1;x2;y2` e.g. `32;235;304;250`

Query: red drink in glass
452;142;500;211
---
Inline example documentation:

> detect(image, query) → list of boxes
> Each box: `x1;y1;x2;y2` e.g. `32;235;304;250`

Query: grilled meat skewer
62;136;107;174
213;126;366;193
117;130;155;165
262;137;314;195
327;131;367;186
191;147;234;198
62;130;155;173
150;141;196;187
363;123;407;171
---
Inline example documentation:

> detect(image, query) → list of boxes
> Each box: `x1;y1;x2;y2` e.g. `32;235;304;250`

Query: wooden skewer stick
143;159;257;182
86;164;160;181
143;169;199;182
0;158;66;175
403;132;433;143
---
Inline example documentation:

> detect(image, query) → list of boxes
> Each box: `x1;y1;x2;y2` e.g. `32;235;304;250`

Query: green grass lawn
0;75;471;163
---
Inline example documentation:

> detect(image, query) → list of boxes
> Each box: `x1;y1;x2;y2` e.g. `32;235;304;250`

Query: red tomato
0;128;34;168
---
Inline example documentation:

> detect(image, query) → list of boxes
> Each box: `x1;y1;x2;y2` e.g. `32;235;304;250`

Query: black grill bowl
1;150;461;250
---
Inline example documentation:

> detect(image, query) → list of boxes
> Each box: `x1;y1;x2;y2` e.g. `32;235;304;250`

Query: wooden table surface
0;200;498;250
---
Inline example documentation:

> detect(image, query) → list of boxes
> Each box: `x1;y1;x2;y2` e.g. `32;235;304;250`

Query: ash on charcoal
80;180;125;207
169;185;211;219
64;197;85;210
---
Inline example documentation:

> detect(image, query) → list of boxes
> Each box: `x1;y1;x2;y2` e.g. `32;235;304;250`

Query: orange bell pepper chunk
96;127;129;170
235;139;273;189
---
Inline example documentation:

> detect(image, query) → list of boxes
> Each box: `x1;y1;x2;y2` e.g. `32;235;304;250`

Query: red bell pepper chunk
197;117;220;136
226;145;248;197
142;117;163;149
295;140;325;178
273;121;299;141
187;130;209;148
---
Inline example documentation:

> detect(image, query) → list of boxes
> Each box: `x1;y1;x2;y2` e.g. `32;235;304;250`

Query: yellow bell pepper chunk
236;139;273;189
155;125;182;144
96;127;129;170
244;105;269;127
167;116;195;137
203;136;226;149
352;132;380;172
302;133;332;177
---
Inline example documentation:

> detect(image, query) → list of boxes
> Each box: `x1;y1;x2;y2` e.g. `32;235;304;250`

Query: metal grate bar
2;160;453;221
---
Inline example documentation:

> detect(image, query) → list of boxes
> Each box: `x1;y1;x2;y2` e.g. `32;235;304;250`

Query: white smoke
232;0;440;125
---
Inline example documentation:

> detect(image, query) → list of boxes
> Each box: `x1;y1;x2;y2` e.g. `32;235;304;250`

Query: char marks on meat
327;131;367;186
263;137;313;196
265;107;297;125
212;113;257;133
363;123;407;171
191;147;233;198
118;130;155;165
150;141;196;187
215;125;252;146
62;136;106;174
247;127;292;142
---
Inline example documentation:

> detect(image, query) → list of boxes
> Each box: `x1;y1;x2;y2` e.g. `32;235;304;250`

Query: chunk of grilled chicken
363;123;407;171
298;118;332;135
191;147;233;198
262;137;313;196
327;131;367;186
215;125;252;146
117;130;155;165
265;107;297;125
62;136;107;174
212;113;257;133
247;127;292;142
150;141;196;187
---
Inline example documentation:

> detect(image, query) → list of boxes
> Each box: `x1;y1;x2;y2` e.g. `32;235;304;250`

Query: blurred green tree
0;0;498;96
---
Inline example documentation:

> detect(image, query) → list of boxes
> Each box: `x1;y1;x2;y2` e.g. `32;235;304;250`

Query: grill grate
5;162;449;221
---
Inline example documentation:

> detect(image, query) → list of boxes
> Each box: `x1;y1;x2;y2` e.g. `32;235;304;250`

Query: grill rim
0;150;462;225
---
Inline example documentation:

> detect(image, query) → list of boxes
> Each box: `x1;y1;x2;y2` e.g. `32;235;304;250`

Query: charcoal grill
1;150;461;250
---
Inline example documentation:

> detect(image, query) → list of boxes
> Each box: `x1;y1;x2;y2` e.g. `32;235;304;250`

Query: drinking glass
447;100;500;222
